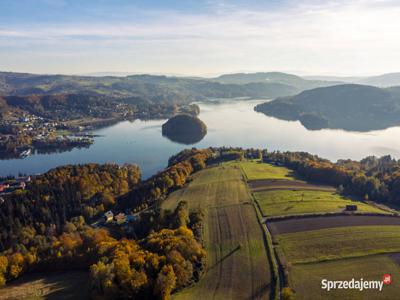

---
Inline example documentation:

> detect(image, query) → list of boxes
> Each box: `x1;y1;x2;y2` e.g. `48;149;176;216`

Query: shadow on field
43;272;89;300
0;270;89;300
209;245;241;270
245;283;271;300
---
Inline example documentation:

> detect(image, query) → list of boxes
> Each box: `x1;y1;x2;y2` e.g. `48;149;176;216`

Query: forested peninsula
255;84;400;131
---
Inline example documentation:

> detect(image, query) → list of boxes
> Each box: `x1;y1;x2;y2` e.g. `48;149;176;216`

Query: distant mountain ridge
0;71;342;103
305;73;400;87
212;72;343;90
358;73;400;87
255;84;400;131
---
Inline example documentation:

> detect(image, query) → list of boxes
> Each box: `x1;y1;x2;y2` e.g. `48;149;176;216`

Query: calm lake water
2;99;400;178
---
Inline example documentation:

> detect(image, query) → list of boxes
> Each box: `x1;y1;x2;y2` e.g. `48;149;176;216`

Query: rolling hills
212;71;342;90
0;71;341;102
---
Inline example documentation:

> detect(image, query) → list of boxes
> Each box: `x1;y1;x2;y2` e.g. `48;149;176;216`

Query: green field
254;190;386;217
277;225;400;263
162;164;272;300
235;160;400;299
290;254;400;300
238;160;295;180
162;164;249;211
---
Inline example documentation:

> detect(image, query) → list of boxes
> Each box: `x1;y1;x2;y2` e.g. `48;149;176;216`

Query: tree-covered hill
162;114;207;144
255;84;400;131
0;148;214;299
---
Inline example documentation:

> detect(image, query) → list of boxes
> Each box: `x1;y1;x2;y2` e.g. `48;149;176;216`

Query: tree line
264;151;400;204
118;148;215;212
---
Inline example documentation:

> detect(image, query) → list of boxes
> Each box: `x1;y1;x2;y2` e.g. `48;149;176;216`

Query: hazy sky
1;0;400;76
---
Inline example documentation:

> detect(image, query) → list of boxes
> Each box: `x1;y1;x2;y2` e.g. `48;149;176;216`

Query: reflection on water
2;99;400;178
162;131;206;145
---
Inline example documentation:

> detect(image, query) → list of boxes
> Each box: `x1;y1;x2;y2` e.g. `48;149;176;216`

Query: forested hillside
0;163;141;250
255;84;400;131
0;148;215;299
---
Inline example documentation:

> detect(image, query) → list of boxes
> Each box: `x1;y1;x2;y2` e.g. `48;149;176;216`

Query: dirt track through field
268;215;400;236
206;204;270;300
248;179;336;193
170;165;271;300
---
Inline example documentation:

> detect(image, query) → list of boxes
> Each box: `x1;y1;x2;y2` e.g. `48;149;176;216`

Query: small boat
20;149;32;157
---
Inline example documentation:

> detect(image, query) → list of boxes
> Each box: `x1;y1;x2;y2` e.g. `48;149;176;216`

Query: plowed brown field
248;179;335;192
268;215;400;235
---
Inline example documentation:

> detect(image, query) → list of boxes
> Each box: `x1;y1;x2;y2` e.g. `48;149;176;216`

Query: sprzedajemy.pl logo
321;275;392;292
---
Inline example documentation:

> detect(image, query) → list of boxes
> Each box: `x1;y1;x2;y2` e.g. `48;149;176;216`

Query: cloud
1;0;400;75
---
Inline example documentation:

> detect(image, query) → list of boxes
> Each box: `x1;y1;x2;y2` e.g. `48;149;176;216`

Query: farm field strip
236;160;400;299
238;161;295;181
254;189;386;217
248;179;335;193
162;164;272;300
289;254;400;300
242;163;385;216
276;225;400;264
161;165;249;211
251;186;335;193
268;214;400;235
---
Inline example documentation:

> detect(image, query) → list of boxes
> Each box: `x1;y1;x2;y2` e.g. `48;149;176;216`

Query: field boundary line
251;186;336;193
290;251;400;266
239;164;281;300
237;202;257;299
365;200;399;214
265;211;397;222
207;202;250;209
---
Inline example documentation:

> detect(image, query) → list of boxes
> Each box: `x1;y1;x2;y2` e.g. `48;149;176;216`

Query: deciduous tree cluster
120;148;215;212
0;163;140;250
90;225;205;300
265;151;399;204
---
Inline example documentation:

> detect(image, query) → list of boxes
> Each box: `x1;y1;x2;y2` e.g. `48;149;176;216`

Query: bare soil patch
268;215;400;236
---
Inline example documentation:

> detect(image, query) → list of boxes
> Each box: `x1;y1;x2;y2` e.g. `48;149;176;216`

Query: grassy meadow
254;190;387;217
277;225;400;263
289;254;400;300
161;164;249;211
238;160;295;180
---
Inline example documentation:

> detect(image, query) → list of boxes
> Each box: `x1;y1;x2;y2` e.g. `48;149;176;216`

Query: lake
2;99;400;178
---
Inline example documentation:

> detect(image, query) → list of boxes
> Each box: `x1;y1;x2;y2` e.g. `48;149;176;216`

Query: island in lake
255;84;400;131
162;114;207;144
